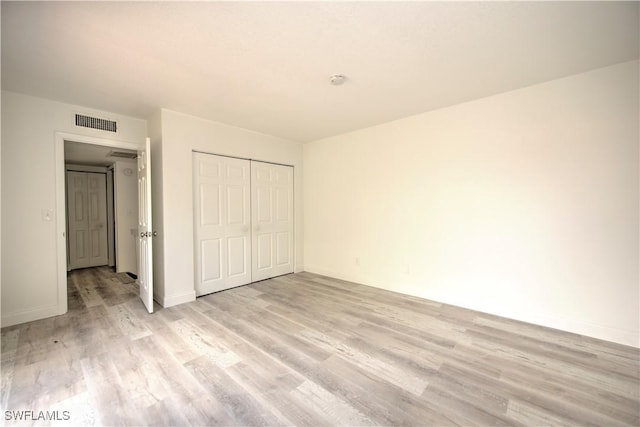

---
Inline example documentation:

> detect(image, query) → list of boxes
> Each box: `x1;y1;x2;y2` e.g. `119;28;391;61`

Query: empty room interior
1;1;639;426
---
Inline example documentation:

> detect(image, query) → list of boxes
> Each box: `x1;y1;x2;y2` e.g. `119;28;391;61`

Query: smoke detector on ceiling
329;74;347;85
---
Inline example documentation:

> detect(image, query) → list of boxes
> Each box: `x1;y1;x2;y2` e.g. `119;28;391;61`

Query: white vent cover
107;150;137;159
75;114;117;133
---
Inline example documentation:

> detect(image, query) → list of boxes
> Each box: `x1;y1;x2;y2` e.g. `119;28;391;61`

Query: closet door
193;153;251;296
67;171;108;269
251;161;294;282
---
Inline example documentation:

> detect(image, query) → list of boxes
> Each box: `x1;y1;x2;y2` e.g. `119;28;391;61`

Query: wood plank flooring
1;267;639;426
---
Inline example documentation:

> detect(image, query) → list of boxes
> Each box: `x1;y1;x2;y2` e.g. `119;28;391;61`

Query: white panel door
67;171;90;269
194;152;251;296
137;137;154;313
67;171;108;269
251;161;294;282
86;173;108;267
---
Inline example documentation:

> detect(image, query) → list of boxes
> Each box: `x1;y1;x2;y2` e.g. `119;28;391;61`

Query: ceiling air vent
107;150;138;159
75;114;117;133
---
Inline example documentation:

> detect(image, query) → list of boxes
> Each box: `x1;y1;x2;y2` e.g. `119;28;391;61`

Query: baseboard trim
161;291;196;308
1;303;66;328
303;265;639;348
417;291;640;348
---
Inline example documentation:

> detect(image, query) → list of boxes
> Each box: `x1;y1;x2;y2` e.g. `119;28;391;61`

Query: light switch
42;209;54;221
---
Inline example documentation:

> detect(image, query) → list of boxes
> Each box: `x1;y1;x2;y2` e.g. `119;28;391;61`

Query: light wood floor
1;267;639;426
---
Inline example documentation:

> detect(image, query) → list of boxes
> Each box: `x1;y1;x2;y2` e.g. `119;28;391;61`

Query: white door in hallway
67;171;108;269
251;161;294;282
137;137;154;314
194;152;252;296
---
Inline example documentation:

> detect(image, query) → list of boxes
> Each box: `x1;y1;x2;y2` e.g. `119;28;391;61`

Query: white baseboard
1;304;66;328
161;291;196;308
303;265;361;284
303;265;639;348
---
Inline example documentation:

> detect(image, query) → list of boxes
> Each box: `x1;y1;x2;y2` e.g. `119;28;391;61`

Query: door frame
55;132;140;315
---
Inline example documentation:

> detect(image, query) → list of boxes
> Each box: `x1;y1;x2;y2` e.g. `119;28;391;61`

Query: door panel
91;230;101;256
201;238;222;282
137;137;154;314
89;194;99;220
227;185;246;224
276;188;289;221
74;231;87;262
227;164;245;179
194;152;251;296
256;234;272;270
68;171;89;269
200;184;221;226
74;191;85;221
251;161;294;282
87;173;108;266
276;232;291;266
227;236;248;277
256;186;272;222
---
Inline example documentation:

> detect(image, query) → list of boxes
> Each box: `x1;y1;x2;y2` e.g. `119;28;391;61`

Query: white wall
1;91;147;327
114;160;138;275
154;109;303;307
304;61;639;347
